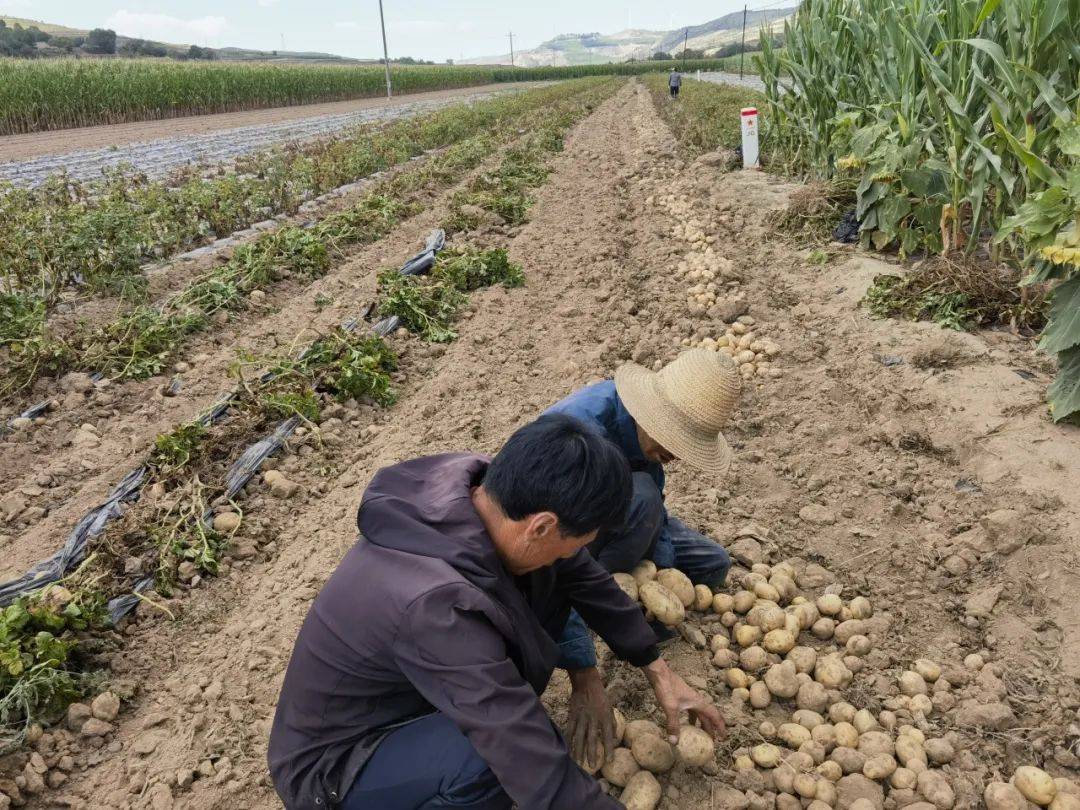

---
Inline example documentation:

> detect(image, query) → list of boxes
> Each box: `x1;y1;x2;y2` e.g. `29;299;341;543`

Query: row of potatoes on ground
608;562;1078;810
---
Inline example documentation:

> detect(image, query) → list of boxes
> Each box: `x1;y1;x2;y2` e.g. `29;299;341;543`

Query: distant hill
0;14;361;63
462;8;796;67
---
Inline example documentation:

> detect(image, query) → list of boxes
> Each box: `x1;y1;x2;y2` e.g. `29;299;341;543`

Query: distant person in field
543;349;740;760
268;414;724;810
669;67;682;98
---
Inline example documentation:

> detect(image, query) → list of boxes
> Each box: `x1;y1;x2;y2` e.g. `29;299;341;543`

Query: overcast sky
2;0;769;61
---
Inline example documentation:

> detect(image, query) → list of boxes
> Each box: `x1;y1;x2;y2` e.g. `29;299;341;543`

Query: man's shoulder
544;379;617;418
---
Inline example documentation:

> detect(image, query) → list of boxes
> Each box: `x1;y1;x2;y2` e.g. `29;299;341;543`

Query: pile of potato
680;316;782;380
984;766;1080;810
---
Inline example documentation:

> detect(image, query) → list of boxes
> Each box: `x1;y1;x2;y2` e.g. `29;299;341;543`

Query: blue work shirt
544;380;675;568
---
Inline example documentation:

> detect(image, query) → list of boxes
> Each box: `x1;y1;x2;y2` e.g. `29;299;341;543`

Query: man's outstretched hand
643;657;726;743
566;667;617;771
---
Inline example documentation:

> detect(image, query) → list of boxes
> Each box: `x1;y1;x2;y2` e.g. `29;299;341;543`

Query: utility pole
682;27;688;59
739;4;748;79
508;31;515;66
378;0;392;98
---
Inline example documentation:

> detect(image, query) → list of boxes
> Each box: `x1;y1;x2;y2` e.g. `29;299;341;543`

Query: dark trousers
670;85;680;97
342;714;511;809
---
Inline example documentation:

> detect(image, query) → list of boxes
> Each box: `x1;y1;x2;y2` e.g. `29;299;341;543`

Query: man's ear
524;511;560;542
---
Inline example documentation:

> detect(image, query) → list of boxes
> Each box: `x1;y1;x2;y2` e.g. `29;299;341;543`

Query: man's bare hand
643;658;726;742
566;667;617;771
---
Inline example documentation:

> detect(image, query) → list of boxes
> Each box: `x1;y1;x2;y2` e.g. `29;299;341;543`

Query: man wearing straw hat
543;348;740;767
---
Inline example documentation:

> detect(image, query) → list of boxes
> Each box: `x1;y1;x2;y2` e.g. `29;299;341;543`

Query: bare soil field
1;80;1078;810
0;83;540;185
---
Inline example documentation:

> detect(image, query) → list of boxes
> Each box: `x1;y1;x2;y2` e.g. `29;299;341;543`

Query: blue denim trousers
341;713;512;809
556;474;731;670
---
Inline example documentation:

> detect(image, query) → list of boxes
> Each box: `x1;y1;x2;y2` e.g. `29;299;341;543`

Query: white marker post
741;107;760;169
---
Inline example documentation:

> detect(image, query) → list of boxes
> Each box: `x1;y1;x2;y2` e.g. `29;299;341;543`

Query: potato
877;711;897;732
816;594;843;616
726;668;751;689
733;590;757;613
807;801;832;810
1013;766;1057;806
676;725;715;767
892;768;918;790
765;660;800;698
749;604;787;631
923;739;954;765
624;719;664;746
743;572;767;590
613;708;627;744
657;569;695;608
620;770;662;810
797;681;829;713
828;702;856;723
752;743;782;768
750;680;772;708
899;671;928;696
863;754;897;781
710;633;730;653
814;655;852;689
602;747;639;787
895;735;928;768
712;593;735;615
812;618;836;640
752;563;773;577
740;645;769;672
613;573;639;602
735;624;763;648
712;649;737;668
833;620;867;645
792;602;820;630
833;723;859;749
984;782;1028;810
794;772;819;798
1051;795;1080;810
639;581;685;627
817;778;838;805
631;733;676;773
721;611;739;628
917;769;956;809
784;647;816;676
909;694;934;715
784;613;802;635
734;754;756;771
830;747;865;775
811;723;836;750
846;635;872;656
764;629;797;654
817;760;843;782
913;659;941;682
732;686;751;702
779;723;812;748
1056;780;1080;799
770;573;799;602
857;731;893;758
631;560;658;586
848;596;872;619
694;584;713;611
898;725;925;744
852;709;877;734
776;794;802;810
754;582;782;602
793;709;825;729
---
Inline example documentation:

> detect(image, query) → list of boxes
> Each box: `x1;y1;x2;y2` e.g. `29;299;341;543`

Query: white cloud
256;0;279;7
104;10;229;44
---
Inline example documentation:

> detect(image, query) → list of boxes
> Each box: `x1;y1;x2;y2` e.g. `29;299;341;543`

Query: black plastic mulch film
0;230;447;622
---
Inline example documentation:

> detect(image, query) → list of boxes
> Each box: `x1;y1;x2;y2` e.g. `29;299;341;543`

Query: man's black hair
484;413;631;537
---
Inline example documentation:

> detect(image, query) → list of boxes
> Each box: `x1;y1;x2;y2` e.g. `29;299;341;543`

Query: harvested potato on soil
631;560;658;586
985;782;1028;810
601;748;640;787
620;770;662;810
814;654;853;689
712;593;735;615
693;584;713;611
1013;766;1057;806
917;768;955;809
638;581;685;626
656;568;695;607
631;733;676;773
676;725;715;767
752;743;782;768
765;660;800;698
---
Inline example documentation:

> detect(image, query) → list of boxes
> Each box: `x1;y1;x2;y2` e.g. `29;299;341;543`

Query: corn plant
758;0;1080;421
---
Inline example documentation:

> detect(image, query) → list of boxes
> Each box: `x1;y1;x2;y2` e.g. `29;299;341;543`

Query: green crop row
758;0;1080;422
0;78;619;402
0;57;734;135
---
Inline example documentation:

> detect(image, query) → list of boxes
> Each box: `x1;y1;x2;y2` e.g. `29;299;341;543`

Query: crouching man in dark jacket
268;414;723;810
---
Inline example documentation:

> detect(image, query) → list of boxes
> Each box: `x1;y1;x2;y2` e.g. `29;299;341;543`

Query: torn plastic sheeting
220;416;301;503
400;229;446;276
833;210;860;244
0;466;146;606
107;577;153;624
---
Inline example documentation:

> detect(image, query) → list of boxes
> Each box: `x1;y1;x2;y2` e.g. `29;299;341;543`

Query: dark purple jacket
268;453;659;809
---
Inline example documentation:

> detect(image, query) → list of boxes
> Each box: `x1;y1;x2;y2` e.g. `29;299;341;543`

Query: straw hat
614;349;741;476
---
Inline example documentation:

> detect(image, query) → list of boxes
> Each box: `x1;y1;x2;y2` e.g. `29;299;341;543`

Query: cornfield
0;57;732;135
758;0;1080;422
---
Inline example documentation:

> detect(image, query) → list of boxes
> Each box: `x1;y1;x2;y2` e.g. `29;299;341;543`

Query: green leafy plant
432;247;524;290
377;270;466;343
